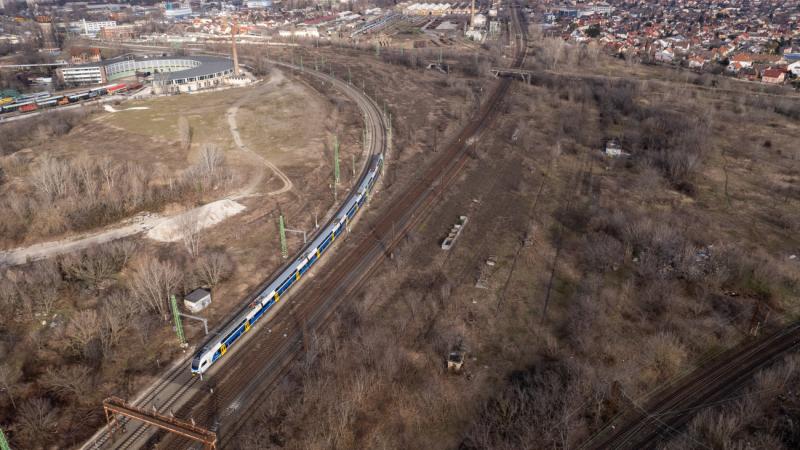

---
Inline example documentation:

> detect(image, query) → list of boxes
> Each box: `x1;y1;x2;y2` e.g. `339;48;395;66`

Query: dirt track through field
0;70;297;267
226;70;293;198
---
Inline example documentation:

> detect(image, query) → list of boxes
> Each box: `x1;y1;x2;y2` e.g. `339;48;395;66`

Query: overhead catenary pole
279;214;288;259
170;295;187;348
386;113;392;175
334;135;340;186
0;427;11;450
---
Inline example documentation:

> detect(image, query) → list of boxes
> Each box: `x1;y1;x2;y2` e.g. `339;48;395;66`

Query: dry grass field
234;41;800;450
0;66;370;449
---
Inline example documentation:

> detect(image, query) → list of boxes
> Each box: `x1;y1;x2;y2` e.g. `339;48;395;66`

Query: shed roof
185;288;211;302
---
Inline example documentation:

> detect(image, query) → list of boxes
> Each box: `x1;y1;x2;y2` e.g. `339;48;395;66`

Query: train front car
191;346;217;375
189;152;384;376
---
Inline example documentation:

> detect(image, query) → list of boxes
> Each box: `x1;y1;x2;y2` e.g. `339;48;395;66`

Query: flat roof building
184;288;211;313
57;55;236;91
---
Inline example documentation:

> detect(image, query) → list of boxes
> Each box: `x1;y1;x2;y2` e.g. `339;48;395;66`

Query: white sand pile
103;105;150;113
147;199;246;242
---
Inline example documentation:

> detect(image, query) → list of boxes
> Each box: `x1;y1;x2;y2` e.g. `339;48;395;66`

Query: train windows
319;235;332;251
278;276;294;294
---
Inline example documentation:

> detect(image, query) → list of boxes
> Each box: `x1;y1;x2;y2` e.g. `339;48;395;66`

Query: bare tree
40;365;93;401
180;211;202;257
98;293;132;357
65;310;102;358
195;250;234;287
178;116;192;150
15;261;62;319
541;37;567;70
61;243;131;289
199;143;225;180
0;362;21;409
15;398;59;447
190;143;227;192
129;255;183;317
31;154;71;200
98;156;120;191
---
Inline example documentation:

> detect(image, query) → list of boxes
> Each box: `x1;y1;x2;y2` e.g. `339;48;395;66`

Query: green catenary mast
170;295;186;347
334;136;340;186
0;427;10;450
279;214;288;259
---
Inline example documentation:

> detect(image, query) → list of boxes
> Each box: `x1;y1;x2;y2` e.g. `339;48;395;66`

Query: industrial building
57;55;237;91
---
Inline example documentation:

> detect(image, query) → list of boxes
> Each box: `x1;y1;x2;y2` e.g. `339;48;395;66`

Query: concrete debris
476;255;496;289
447;350;465;373
147;199;246;242
441;215;468;250
104;104;151;113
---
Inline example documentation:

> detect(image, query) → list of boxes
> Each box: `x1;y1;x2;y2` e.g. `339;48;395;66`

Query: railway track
80;53;387;450
159;3;530;448
83;4;527;448
583;322;800;449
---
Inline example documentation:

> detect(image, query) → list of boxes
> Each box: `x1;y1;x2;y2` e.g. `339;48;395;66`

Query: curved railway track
82;4;527;448
80;54;387;450
161;3;529;448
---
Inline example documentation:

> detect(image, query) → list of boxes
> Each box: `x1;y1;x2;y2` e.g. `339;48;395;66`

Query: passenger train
191;153;384;375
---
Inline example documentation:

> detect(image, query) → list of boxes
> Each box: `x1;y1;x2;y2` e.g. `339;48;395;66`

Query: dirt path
226;69;294;199
0;70;298;267
0;214;164;266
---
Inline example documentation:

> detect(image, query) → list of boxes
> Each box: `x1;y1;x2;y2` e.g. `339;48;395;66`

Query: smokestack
470;0;476;29
231;19;240;76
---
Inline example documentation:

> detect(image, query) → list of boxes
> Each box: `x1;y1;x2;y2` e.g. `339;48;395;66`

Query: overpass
490;66;533;83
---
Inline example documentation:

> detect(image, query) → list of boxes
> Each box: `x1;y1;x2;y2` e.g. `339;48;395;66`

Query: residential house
788;60;800;76
69;47;101;64
688;55;707;69
761;68;786;84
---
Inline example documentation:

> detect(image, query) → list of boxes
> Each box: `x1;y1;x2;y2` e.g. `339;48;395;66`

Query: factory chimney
231;18;240;76
470;0;476;29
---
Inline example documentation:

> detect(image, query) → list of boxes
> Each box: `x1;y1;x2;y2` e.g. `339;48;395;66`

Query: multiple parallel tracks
584;323;800;449
81;56;387;450
83;3;528;448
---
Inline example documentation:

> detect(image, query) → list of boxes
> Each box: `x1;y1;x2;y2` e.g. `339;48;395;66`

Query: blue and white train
191;153;384;375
